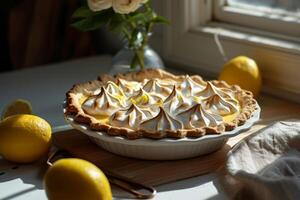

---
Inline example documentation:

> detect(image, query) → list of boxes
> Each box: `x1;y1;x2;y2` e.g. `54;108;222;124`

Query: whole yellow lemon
1;99;32;120
219;56;262;97
44;158;112;200
0;114;51;163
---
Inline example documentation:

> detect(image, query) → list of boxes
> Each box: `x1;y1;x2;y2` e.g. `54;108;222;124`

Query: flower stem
122;27;131;41
130;53;139;69
123;4;155;70
136;49;145;69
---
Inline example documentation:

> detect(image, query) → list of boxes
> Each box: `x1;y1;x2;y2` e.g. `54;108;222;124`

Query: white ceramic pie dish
64;105;260;160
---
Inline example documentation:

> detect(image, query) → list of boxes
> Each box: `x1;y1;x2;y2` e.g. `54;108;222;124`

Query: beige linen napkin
225;121;300;200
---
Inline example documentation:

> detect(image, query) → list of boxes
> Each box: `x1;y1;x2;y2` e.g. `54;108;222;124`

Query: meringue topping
130;88;162;107
195;81;235;100
82;87;122;116
176;103;223;128
116;78;141;96
180;76;206;97
140;107;183;132
143;79;172;99
204;94;239;116
110;104;147;129
163;86;191;115
81;76;241;132
105;81;127;104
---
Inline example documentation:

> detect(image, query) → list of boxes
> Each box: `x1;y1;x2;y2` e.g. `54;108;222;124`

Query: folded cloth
226;121;300;200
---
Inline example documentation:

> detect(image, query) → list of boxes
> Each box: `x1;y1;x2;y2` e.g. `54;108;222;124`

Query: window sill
164;22;300;103
193;22;300;56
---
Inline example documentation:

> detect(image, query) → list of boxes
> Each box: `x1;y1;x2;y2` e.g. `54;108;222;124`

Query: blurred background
0;0;299;72
0;0;120;73
0;0;166;73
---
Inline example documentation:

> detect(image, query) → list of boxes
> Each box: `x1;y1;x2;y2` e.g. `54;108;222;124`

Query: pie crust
65;69;258;139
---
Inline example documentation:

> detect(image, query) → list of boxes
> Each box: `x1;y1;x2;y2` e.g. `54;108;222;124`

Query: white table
0;56;228;200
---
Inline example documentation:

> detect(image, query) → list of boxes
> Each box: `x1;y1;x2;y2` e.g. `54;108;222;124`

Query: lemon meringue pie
66;69;258;139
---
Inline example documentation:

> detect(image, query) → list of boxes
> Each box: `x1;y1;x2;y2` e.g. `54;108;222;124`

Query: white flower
112;0;144;14
87;0;113;12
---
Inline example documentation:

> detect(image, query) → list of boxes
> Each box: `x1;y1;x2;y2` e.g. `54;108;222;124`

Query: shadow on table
210;175;231;200
157;173;215;192
156;171;229;200
0;187;37;200
157;174;229;200
0;158;47;191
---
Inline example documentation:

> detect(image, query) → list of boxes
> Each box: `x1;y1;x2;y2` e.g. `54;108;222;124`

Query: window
163;0;300;101
214;0;300;37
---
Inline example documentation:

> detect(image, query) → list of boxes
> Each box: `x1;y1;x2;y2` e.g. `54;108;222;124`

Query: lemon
219;56;262;97
1;99;32;120
0;114;52;163
44;158;112;200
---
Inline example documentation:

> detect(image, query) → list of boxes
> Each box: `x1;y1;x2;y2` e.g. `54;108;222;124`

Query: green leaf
72;6;94;19
71;8;114;32
71;18;103;31
152;15;169;24
109;14;125;32
128;10;153;25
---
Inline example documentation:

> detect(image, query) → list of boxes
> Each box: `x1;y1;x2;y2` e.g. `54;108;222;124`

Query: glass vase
110;45;165;75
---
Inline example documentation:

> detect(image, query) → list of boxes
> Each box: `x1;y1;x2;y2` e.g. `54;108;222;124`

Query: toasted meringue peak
105;81;125;98
142;79;160;92
140;107;183;132
204;94;239;115
180;76;206;97
195;105;223;127
143;79;172;98
109;104;147;129
195;81;231;99
82;87;121;116
130;88;162;116
130;88;162;106
177;104;223;128
139;106;158;118
163;86;191;115
195;82;217;99
116;78;141;95
164;86;179;102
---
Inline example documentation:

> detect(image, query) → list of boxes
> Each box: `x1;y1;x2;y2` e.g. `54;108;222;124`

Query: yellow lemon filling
78;96;88;105
222;106;240;123
131;94;149;105
93;115;109;124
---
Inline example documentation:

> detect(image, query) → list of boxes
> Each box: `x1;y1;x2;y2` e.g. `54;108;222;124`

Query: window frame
163;0;300;102
213;0;300;38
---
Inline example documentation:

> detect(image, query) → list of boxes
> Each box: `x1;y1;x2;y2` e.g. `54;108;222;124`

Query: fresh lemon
0;114;52;163
1;99;32;120
218;56;262;97
44;158;112;200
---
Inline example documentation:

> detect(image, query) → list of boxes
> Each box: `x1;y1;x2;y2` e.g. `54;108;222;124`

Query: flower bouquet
72;0;168;69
